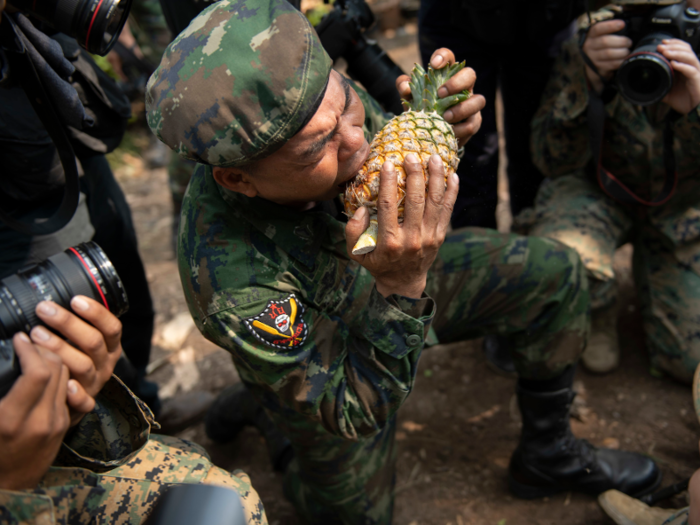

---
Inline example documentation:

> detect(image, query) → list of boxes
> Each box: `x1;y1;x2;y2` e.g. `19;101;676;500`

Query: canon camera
0;242;128;397
7;0;132;55
612;1;700;105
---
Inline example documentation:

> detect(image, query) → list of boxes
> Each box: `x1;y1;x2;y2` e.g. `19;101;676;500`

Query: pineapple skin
343;110;460;220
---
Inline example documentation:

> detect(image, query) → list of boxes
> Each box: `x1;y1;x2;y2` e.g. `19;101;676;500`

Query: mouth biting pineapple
343;61;471;255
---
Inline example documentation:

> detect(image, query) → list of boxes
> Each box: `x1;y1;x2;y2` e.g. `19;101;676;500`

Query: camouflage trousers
255;228;589;524
0;435;267;525
528;174;700;383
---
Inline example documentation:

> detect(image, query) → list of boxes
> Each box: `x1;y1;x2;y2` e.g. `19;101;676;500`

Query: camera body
314;0;406;115
611;1;700;105
0;242;128;397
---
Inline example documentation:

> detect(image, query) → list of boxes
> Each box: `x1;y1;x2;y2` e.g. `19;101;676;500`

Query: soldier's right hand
583;19;632;93
0;332;70;491
346;154;459;299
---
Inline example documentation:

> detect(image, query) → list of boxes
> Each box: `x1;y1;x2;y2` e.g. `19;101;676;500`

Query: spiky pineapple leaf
404;61;471;117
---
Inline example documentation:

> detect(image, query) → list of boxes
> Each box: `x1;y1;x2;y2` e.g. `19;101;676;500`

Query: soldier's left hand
29;297;123;426
396;48;485;147
658;39;700;114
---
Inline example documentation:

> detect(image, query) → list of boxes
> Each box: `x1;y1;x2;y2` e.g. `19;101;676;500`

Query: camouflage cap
145;0;332;167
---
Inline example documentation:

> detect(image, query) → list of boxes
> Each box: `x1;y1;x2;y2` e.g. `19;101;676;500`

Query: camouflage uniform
528;9;700;383
146;1;590;522
0;377;267;524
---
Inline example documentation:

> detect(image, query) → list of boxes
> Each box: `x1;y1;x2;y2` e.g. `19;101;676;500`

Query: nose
337;121;366;163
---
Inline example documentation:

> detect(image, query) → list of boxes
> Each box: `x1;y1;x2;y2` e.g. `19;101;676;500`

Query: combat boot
598;490;682;525
509;383;661;499
582;301;620;374
206;383;293;472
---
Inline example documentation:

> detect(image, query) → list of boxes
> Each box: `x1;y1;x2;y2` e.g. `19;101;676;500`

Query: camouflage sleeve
52;375;155;473
201;287;434;440
531;37;594;178
348;78;393;141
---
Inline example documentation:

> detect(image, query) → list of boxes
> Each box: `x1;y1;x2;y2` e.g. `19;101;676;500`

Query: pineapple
344;62;471;255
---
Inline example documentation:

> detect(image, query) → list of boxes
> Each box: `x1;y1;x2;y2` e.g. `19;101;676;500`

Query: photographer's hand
30;297;123;426
396;48;485;147
658;39;700;115
346;154;459;299
0;333;70;491
583;20;632;94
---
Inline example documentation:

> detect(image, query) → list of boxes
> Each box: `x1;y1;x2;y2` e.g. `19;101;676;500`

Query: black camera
6;0;132;55
313;0;406;115
0;242;128;397
613;1;700;105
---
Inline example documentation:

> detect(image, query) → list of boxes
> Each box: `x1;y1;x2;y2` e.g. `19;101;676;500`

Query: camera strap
587;91;677;207
579;26;677;207
0;15;81;236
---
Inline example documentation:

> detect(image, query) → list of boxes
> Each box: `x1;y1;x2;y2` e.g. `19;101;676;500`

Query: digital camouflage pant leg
3;435;267;525
264;408;396;525
426;227;590;379
529;174;700;383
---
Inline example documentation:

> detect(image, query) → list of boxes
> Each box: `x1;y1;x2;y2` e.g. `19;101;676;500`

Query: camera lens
8;0;132;55
617;33;674;106
0;242;129;339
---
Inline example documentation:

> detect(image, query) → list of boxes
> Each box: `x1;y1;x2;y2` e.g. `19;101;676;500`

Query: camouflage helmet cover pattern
145;0;333;167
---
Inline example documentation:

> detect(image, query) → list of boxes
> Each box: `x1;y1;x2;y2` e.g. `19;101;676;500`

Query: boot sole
508;469;663;500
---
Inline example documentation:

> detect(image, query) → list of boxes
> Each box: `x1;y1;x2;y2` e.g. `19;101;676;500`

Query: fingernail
353;206;367;221
68;379;78;395
451;172;460;185
16;332;30;343
405;153;419;164
37;302;57;316
32;326;51;342
71;296;89;312
430;154;441;164
438;87;449;98
444;110;454;121
400;81;409;92
383;161;394;171
432;54;443;67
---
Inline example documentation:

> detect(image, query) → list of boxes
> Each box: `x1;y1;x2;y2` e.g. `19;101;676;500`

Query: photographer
0;295;268;524
527;0;700;379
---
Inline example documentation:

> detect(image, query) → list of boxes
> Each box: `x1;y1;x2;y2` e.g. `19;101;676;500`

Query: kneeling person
146;1;660;522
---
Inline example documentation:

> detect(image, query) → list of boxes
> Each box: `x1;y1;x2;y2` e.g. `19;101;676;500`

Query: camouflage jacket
179;87;437;441
0;376;155;524
531;22;700;247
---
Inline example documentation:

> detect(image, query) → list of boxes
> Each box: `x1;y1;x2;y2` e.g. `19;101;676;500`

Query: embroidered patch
243;294;309;350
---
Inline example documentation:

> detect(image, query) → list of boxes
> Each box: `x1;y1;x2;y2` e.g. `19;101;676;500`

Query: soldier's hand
583;20;632;93
0;333;70;491
658;39;700;114
346;154;459;299
30;297;123;426
396;48;485;147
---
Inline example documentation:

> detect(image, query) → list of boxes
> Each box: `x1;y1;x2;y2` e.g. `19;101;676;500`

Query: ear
212;167;258;198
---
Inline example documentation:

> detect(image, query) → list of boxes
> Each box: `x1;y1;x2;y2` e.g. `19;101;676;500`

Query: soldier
527;0;700;378
146;1;661;522
0;297;267;524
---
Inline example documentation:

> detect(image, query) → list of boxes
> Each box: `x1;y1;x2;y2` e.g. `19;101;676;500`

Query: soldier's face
232;70;370;208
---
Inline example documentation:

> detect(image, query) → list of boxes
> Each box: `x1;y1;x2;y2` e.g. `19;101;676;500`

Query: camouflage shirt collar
217;182;333;271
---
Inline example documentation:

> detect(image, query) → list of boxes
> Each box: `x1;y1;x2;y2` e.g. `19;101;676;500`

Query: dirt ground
111;23;700;525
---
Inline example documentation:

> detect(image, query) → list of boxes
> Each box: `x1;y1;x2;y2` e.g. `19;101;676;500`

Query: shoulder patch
243;294;309;350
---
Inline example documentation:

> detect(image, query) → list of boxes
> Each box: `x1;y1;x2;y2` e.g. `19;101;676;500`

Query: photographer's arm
0;333;70;491
29;296;123;426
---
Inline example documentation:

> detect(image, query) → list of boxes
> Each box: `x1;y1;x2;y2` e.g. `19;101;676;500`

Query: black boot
509;383;661;499
206;383;293;472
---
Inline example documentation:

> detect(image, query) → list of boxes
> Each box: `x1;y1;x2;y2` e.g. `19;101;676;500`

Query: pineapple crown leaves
404;61;471;117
